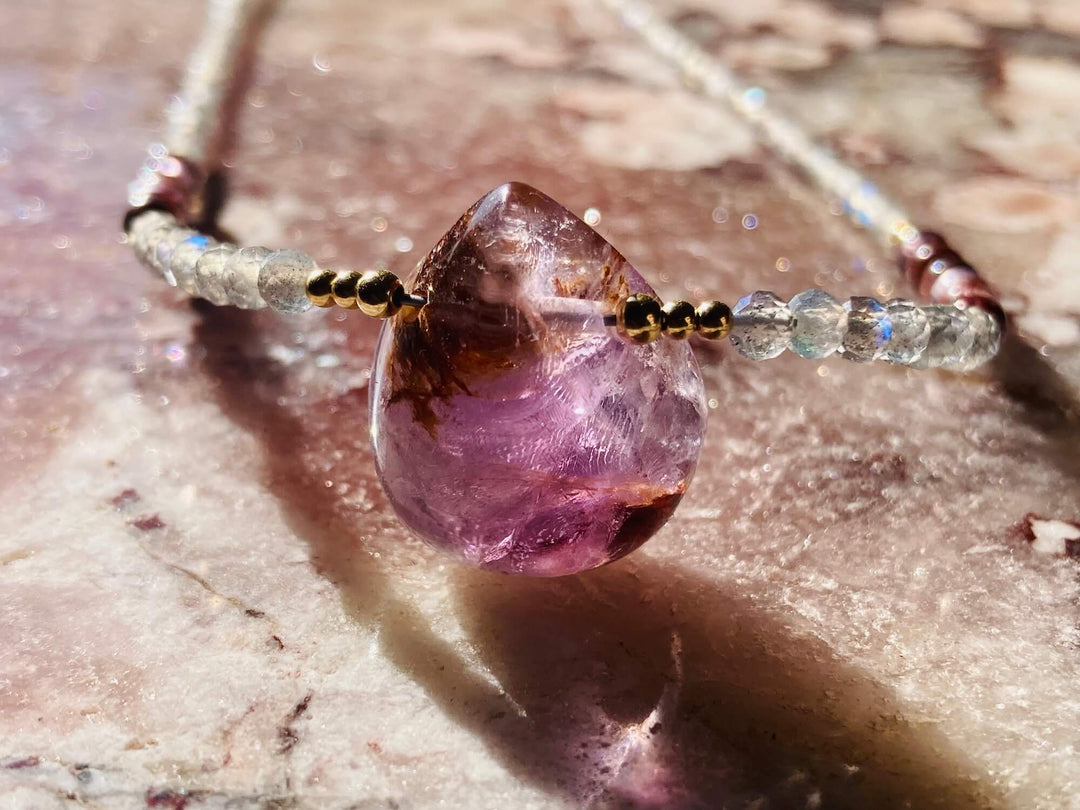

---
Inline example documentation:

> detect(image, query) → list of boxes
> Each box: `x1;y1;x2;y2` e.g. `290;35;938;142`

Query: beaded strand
127;208;424;317
125;175;1000;370
614;289;999;370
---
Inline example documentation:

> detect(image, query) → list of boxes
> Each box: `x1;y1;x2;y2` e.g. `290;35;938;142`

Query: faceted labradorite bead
912;304;974;368
788;289;847;359
151;227;197;287
729;291;793;360
841;297;891;362
170;234;213;295
883;299;931;365
257;249;316;314
370;182;707;576
223;246;269;310
945;307;1000;371
194;245;237;306
130;211;174;268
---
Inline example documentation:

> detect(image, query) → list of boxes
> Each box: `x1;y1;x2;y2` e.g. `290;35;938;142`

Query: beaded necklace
125;0;1006;576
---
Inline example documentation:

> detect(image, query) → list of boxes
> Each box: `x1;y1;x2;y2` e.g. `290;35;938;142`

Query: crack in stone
278;692;313;755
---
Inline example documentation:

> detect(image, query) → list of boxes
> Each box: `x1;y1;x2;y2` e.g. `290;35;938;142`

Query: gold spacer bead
616;294;663;344
356;269;404;319
696;300;733;340
330;270;362;309
306;268;337;308
661;300;698;339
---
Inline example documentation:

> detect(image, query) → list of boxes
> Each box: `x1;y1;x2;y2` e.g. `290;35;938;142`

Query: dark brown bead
928;266;981;303
123;155;204;232
897;228;1005;334
898;230;947;285
916;251;964;297
924;264;976;301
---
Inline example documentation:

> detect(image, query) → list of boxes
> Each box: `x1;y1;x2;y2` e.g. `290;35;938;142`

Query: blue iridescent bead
151;228;197;287
883;299;930;365
170;234;213;295
840;297;891;363
788;289;847;359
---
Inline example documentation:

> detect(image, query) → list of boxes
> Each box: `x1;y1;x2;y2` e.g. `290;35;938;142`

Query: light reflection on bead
152;227;197;287
883;299;930;365
788;289;846;359
170;234;212;295
729;291;792;360
130;211;174;269
840;297;891;363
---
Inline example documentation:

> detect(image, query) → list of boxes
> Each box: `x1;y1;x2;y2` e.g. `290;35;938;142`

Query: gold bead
356;270;404;318
306;268;337;307
330;270;361;309
696;300;732;340
616;294;662;344
661;300;698;339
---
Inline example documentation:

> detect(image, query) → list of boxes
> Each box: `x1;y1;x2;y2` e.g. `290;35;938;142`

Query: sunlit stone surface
370;183;707;576
2;1;1079;808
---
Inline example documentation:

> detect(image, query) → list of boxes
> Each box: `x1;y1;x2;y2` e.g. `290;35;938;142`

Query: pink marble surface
1;0;1078;808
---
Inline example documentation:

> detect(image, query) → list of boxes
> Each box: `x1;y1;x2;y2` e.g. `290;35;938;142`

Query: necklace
124;0;1006;577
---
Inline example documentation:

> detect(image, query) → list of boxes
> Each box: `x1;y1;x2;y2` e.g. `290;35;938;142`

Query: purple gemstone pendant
370;183;706;576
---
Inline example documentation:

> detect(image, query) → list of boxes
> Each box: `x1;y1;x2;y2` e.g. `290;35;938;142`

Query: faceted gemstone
223;246;269;310
912;304;974;368
945;307;999;371
729;291;793;360
840;297;891;362
788;289;847;359
129;210;174;271
370;182;706;576
194;245;237;306
169;234;212;295
883;299;930;365
151;226;197;287
258;249;316;314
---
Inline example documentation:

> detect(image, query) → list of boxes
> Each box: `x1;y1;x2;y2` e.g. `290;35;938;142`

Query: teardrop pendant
370;182;707;576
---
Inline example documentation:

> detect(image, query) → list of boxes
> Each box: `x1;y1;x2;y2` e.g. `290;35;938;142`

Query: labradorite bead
730;291;793;360
788;289;846;359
